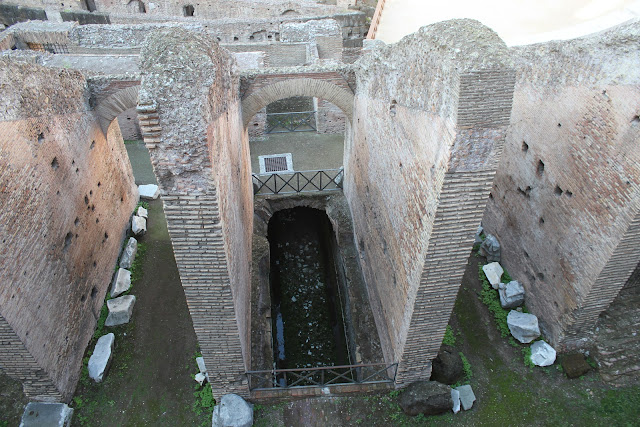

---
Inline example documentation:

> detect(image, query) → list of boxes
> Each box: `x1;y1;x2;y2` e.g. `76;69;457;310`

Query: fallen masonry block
507;310;541;343
105;295;136;327
499;280;525;309
137;206;148;218
480;233;501;262
132;215;147;236
20;402;73;427
88;333;114;382
119;237;138;269
111;268;131;298
530;340;556;366
138;184;159;200
212;394;253;427
455;384;476;410
482;262;504;289
451;388;461;414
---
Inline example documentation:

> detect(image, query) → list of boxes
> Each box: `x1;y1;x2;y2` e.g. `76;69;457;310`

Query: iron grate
264;156;289;173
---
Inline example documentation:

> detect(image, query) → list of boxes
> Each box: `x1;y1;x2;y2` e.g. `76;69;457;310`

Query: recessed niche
51;157;59;170
522;141;529;152
537;160;545;176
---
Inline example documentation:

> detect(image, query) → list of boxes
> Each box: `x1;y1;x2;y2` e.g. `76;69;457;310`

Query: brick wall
0;59;137;401
482;21;640;349
116;107;142;140
138;28;252;397
344;20;513;383
316;99;346;134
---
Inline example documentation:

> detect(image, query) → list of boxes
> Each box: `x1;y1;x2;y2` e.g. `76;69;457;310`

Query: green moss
522;346;535;369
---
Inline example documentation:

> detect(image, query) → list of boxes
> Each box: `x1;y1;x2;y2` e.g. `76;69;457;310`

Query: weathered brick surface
138;29;252;397
345;20;513;381
0;59;137;401
482;21;640;349
316;99;346;134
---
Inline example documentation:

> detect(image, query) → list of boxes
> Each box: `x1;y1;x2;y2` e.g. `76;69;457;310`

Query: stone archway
241;78;354;127
94;85;140;134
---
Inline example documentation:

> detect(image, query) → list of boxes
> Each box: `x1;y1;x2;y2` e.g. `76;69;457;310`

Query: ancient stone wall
345;20;513;383
94;0;338;19
117;107;142;140
138;28;252;397
316;99;346;134
482;21;640;349
0;59;138;401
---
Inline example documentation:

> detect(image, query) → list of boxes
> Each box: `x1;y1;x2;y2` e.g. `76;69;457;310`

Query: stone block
451;388;460;414
137;206;148;218
480;234;501;262
212;394;253;427
398;381;452;416
561;353;591;379
105;295;136;327
20;402;73;427
132;215;147;236
138;184;159;200
482;262;504;289
88;333;114;383
499;280;525;309
119;237;138;269
111;268;131;298
455;384;476;410
507;311;541;343
530;340;556;366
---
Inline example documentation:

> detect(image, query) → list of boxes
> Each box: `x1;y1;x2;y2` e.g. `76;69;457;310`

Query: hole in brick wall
75;233;78;238
120;197;124;202
63;232;73;252
90;140;95;149
90;190;93;195
566;190;573;197
522;141;529;152
554;301;559;308
93;261;97;267
91;205;95;211
72;160;75;165
249;35;255;40
104;232;109;239
84;195;89;204
91;287;97;298
489;193;493;199
539;217;545;224
537;272;545;280
75;168;79;173
524;250;529;258
56;191;60;195
216;37;221;42
517;186;532;198
557;123;562;127
97;181;101;187
183;4;194;16
81;294;86;302
537;160;545;176
233;36;239;41
554;186;563;196
37;133;44;144
632;115;640;125
389;100;397;117
51;157;59;170
96;218;99;223
74;217;80;226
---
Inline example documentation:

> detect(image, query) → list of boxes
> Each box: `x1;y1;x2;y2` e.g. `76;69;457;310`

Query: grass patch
442;325;456;346
478;263;511;338
522;346;535;369
129;242;147;285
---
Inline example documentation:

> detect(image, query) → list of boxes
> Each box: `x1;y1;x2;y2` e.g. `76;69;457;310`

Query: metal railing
252;168;343;195
246;363;398;391
266;111;317;133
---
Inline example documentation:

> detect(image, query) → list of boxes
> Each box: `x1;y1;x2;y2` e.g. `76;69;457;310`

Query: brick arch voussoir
95;85;141;134
241;78;354;127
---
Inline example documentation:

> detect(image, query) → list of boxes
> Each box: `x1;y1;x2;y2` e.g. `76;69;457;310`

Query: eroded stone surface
499;280;525;309
105;295;136;327
88;333;114;383
111;268;132;298
132;216;147;236
480;234;501;262
138;184;159;200
530;340;556;366
119;237;138;269
455;384;476;411
398;381;452;416
507;311;541;343
483;262;504;289
212;394;253;427
20;402;73;427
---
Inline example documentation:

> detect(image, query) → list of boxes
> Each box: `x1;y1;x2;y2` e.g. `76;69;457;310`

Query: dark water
268;207;349;370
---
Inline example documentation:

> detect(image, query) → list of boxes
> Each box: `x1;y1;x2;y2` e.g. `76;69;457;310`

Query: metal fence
266;111;317;133
252;168;343;195
246;363;398;391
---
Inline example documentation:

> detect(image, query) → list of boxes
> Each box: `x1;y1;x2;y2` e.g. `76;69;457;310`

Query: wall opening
183;4;195;17
267;207;350;373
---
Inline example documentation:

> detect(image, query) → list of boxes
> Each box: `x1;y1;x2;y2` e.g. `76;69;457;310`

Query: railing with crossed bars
246;363;398;391
266;111;317;133
252;168;344;195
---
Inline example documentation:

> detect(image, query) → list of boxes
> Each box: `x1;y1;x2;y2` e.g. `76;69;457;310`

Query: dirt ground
71;198;209;426
254;253;640;426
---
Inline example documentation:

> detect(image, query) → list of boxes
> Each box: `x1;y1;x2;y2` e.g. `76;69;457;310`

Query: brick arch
95;85;140;133
241;78;354;127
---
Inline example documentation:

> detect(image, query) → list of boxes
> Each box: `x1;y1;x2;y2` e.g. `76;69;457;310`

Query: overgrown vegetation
478;263;511;338
442;325;456;346
460;352;473;382
522;346;535;369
